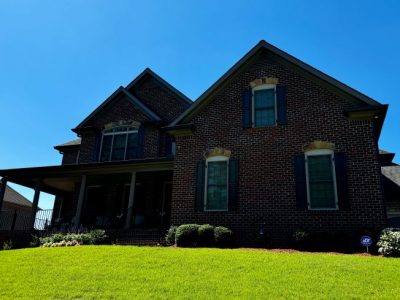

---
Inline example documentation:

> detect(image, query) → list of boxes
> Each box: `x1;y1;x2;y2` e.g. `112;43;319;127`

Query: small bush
292;229;310;250
39;230;107;246
3;240;13;250
175;224;200;247
377;228;400;257
165;226;177;246
198;224;215;247
214;226;234;248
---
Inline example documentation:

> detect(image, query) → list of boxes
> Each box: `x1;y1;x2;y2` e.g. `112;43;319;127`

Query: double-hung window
100;126;138;162
252;84;276;127
205;156;229;211
305;149;338;210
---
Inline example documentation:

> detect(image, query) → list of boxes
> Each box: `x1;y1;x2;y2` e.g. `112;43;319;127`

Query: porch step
113;228;163;246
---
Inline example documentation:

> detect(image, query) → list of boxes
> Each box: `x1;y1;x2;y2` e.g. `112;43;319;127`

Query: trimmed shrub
292;229;310;250
175;224;200;247
198;224;215;247
214;226;234;248
377;228;400;257
165;226;177;246
39;230;107;246
3;240;13;250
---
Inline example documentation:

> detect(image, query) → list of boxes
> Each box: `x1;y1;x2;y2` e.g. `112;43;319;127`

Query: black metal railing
0;209;53;231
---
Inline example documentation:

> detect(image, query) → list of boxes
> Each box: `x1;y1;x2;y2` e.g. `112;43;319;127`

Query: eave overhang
162;124;196;137
0;158;174;195
344;104;388;138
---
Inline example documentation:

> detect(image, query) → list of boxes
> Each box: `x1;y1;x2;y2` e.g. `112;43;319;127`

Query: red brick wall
171;52;385;246
130;77;189;123
78;96;160;163
61;149;79;165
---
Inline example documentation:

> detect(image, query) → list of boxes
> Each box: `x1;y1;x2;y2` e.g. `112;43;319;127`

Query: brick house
0;41;391;246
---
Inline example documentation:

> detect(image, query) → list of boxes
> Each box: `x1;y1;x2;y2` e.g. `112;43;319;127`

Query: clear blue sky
1;1;399;209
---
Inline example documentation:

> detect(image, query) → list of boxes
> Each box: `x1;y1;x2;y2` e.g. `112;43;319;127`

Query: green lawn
0;246;399;299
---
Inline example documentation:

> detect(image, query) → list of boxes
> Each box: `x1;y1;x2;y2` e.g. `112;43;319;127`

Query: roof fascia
126;68;192;106
170;40;384;126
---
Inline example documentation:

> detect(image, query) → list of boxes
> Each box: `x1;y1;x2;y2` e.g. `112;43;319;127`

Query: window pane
111;134;127;161
308;155;333;181
308;155;336;209
207;161;228;210
254;89;275;127
254;89;274;108
126;133;138;159
255;108;275;127
100;135;112;162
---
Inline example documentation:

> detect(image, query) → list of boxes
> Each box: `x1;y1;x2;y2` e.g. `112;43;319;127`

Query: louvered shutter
334;152;350;210
294;154;308;209
195;160;205;211
242;89;252;128
228;158;239;211
276;85;287;125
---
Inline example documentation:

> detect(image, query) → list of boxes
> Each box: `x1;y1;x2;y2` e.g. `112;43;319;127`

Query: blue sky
1;0;399;209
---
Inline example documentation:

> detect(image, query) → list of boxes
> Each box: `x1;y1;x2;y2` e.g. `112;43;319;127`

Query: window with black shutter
242;84;287;128
195;156;239;212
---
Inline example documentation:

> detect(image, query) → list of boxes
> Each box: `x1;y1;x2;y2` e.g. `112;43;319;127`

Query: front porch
0;158;174;240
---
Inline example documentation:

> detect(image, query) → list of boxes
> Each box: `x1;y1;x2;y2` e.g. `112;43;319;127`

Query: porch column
0;177;8;212
73;175;87;227
125;172;136;229
30;180;41;230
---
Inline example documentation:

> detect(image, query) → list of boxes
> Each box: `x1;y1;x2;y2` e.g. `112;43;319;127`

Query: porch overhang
0;158;174;195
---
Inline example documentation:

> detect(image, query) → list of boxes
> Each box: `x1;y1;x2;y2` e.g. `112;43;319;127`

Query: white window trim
99;126;138;162
252;84;277;128
204;155;229;212
305;149;338;211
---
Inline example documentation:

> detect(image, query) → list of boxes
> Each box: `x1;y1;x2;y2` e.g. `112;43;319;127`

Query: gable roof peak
170;40;384;126
74;86;161;130
126;68;192;106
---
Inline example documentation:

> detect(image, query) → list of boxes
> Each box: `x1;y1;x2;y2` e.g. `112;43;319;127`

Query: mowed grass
0;246;399;299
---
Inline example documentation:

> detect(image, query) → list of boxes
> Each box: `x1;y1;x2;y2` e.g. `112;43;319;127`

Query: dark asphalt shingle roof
382;166;400;187
55;138;81;148
2;184;33;208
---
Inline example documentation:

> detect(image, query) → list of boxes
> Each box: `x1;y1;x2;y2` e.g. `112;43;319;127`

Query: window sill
308;208;339;211
203;209;229;212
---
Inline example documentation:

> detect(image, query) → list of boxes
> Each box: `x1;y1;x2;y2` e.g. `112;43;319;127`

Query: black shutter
137;125;145;158
228;158;239;211
195;160;205;211
334;152;349;210
242;89;252;128
276;85;287;125
294;154;308;209
164;134;173;157
91;132;101;162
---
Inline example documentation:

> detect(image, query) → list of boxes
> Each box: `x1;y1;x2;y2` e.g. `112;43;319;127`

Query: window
305;149;338;210
252;84;276;127
100;126;138;162
205;156;229;211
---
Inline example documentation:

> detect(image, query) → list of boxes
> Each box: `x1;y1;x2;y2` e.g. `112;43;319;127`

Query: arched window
305;149;338;210
100;126;139;162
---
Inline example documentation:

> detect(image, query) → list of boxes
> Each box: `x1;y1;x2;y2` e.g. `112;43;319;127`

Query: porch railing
0;209;53;231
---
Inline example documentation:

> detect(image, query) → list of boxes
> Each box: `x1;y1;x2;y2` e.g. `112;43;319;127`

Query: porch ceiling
0;158;174;195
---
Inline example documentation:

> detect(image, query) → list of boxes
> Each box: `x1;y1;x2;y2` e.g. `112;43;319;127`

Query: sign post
360;236;373;253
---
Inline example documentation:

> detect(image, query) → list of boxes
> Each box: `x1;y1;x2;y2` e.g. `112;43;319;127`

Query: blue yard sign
360;236;373;253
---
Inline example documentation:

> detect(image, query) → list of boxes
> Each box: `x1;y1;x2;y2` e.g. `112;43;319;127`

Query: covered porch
0;158;174;233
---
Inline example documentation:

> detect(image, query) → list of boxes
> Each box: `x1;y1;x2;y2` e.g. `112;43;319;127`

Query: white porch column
125;172;136;229
73;175;87;227
30;180;41;230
